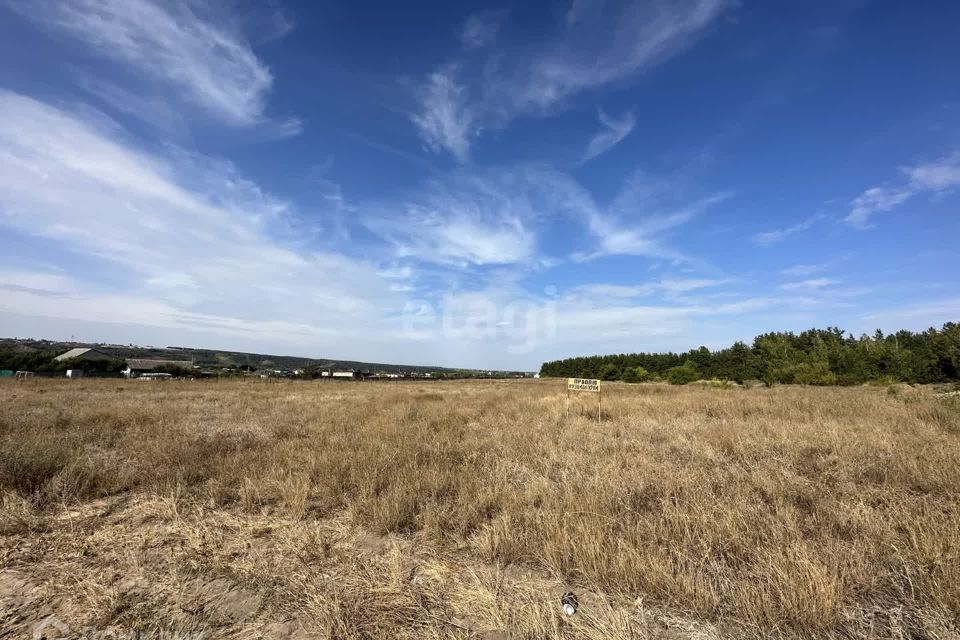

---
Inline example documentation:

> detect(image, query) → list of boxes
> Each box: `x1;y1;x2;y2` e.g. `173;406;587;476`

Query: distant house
321;369;370;380
54;347;114;363
138;373;173;381
124;358;194;378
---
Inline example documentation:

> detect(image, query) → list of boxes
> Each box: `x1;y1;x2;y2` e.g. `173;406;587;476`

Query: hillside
0;338;526;376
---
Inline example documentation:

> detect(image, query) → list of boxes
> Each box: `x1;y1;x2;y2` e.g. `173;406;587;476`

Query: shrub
766;361;837;386
666;361;700;385
704;378;736;388
599;363;620;381
620;366;651;384
792;361;838;386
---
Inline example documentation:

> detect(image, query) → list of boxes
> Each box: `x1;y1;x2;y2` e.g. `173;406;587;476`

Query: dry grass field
1;379;959;639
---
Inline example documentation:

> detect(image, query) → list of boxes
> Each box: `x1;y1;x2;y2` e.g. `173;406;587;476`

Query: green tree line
540;323;960;385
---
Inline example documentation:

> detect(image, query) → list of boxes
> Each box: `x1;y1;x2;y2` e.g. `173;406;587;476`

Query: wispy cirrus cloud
779;278;839;292
363;168;547;266
459;9;508;50
845;152;960;228
780;255;852;276
582;109;636;162
752;214;823;246
389;209;534;267
361;164;731;269
410;65;477;162
580;172;733;261
362;165;618;268
73;73;189;137
412;0;732;160
9;0;282;127
498;0;732;114
782;263;825;277
845;187;912;229
574;278;731;300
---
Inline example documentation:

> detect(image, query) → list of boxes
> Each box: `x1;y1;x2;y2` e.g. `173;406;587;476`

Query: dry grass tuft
1;379;958;638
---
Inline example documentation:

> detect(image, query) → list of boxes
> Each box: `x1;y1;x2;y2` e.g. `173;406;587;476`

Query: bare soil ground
1;379;958;639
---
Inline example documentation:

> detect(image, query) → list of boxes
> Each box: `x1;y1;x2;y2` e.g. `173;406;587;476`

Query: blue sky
0;0;957;370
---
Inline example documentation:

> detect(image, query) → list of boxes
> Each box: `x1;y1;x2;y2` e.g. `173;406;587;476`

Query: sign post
567;378;601;423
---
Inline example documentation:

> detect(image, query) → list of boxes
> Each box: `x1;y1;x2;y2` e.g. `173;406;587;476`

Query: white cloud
574;284;654;299
460;9;508;50
369;165;731;267
546;293;776;344
752;214;822;246
574;278;730;300
377;265;415;280
0;90;400;352
364;169;555;266
468;279;909;364
410;65;476;162
779;278;839;292
659;278;730;293
904;153;960;191
398;213;533;266
781;254;853;278
11;0;276;126
262;117;305;140
845;152;960;228
861;297;960;324
0;269;73;295
74;74;188;136
503;0;731;113
781;263;825;277
398;279;782;366
844;187;911;229
414;0;731;158
580;173;733;260
582;109;636;162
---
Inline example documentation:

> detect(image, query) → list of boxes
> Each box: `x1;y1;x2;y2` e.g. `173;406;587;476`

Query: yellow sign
567;378;600;392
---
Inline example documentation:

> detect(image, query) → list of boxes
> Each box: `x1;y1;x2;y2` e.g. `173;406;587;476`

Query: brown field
1;379;959;639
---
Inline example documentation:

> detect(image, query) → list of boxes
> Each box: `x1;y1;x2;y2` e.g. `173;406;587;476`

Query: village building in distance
123;358;195;379
0;338;534;380
53;347;115;363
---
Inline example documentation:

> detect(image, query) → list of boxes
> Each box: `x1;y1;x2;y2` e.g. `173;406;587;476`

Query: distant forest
540;323;960;385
